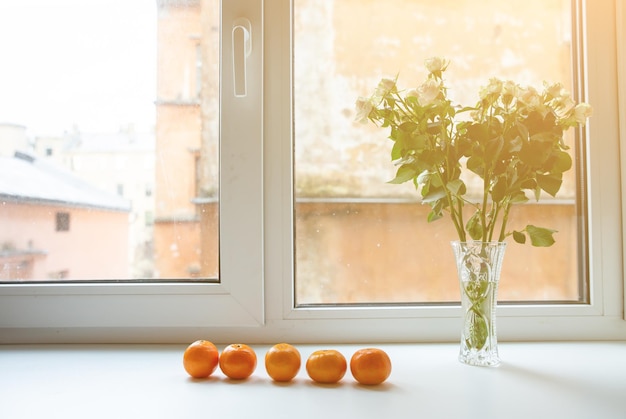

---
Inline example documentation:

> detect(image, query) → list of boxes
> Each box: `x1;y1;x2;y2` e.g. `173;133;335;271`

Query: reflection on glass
294;0;583;304
0;0;220;282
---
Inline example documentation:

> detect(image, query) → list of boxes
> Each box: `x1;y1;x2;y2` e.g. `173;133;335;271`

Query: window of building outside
0;0;622;343
55;213;70;232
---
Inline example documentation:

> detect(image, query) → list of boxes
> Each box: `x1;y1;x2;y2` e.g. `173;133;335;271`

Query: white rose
374;77;397;100
517;86;541;109
555;93;575;116
502;80;517;97
417;78;441;106
480;78;503;100
424;57;449;74
501;80;517;105
405;88;419;98
544;81;564;99
572;103;593;124
355;96;374;124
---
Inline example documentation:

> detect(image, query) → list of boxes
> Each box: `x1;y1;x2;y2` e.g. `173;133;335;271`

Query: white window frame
0;0;624;344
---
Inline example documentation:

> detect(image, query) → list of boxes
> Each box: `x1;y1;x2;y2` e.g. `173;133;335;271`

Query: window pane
0;0;220;282
293;0;585;304
154;0;220;281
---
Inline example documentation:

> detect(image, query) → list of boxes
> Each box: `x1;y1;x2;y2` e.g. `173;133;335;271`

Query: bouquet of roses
356;57;592;246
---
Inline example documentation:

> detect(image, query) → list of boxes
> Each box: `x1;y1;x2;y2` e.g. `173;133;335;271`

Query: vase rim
450;240;507;246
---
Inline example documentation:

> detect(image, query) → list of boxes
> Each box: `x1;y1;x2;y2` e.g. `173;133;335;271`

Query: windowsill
1;342;625;418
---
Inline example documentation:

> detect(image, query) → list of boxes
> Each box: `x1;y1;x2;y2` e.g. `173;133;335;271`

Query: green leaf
464;307;488;350
520;141;551;168
510;191;529;204
457;106;477;114
422;186;447;203
411;133;429;151
446;179;466;196
428;171;444;188
466;211;483;241
388;165;417;184
427;209;443;222
537;173;563;197
485;135;504;162
534;184;541;201
429;197;446;214
416;170;430;186
507;135;523;153
512;230;526;244
399;121;417;132
466;156;484;176
490;177;507;203
421;149;445;166
526;225;557;247
530;131;558;144
552;150;573;173
515;121;529;142
390;140;402;160
520;178;537;190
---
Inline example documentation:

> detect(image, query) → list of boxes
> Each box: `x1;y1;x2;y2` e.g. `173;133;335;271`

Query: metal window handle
232;18;252;98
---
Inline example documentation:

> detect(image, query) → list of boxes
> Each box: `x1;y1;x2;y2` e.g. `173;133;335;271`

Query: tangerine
349;348;392;385
305;349;347;384
265;343;301;382
182;340;220;378
219;343;257;380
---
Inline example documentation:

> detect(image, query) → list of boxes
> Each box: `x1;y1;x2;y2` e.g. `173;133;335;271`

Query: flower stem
498;200;512;242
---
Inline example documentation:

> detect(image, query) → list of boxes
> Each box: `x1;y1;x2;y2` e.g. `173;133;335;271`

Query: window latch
232;17;252;98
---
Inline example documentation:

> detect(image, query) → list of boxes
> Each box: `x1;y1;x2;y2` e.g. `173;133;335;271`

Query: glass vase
451;241;507;367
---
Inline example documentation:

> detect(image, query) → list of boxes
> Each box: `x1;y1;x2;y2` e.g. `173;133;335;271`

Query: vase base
458;351;501;367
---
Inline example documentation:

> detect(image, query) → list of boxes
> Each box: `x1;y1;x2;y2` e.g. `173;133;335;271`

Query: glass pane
154;0;220;281
294;0;585;304
0;0;220;282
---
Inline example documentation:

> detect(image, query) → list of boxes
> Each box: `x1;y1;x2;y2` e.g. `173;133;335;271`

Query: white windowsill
1;342;624;419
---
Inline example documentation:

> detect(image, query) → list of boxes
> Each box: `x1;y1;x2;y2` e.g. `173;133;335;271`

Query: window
55;212;70;232
293;0;586;305
145;211;154;227
0;0;624;344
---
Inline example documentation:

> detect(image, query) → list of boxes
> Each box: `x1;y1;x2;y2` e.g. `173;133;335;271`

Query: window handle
232;17;252;98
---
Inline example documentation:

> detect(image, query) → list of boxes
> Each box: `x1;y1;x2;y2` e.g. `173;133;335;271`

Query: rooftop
0;151;130;212
61;130;155;154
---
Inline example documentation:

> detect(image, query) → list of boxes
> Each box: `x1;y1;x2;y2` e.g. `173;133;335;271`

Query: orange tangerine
219;343;257;380
305;349;347;384
264;343;301;382
349;348;392;385
182;340;219;379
